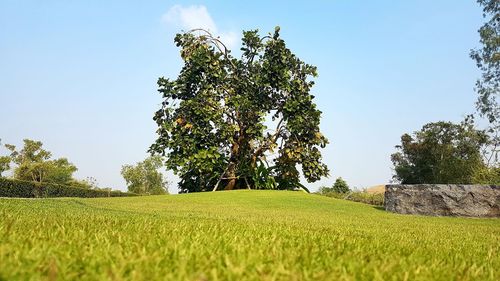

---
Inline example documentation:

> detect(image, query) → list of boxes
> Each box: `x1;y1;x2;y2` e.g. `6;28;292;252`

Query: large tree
470;0;499;165
471;0;499;124
391;120;491;184
121;156;169;194
150;27;329;193
5;139;77;184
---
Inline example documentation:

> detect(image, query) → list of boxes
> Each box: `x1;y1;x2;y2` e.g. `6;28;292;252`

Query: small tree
391;120;490;184
332;177;350;193
121;156;169;195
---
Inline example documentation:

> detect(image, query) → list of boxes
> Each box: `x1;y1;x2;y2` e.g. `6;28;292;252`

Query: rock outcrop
385;184;500;217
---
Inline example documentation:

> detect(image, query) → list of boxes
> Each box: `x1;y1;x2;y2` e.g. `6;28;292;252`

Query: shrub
0;177;137;198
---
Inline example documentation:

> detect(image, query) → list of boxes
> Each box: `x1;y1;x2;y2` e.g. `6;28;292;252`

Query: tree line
0;139;168;194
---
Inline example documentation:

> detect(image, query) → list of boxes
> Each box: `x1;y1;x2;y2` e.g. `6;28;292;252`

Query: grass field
1;190;499;281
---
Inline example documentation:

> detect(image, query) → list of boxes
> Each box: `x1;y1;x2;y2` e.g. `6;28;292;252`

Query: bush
472;166;500;185
332;177;350;193
0;177;137;198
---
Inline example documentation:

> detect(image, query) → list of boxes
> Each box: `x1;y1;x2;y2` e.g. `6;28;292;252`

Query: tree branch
188;29;238;70
252;116;284;163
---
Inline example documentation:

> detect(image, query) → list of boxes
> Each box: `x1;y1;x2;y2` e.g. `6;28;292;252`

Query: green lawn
0;190;499;281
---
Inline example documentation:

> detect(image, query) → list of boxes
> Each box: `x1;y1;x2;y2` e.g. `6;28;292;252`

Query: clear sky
0;0;486;193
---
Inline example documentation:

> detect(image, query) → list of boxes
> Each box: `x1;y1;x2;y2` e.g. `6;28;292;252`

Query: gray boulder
385;184;500;217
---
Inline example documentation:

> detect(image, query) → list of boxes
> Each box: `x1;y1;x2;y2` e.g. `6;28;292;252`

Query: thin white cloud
162;4;238;49
218;31;238;49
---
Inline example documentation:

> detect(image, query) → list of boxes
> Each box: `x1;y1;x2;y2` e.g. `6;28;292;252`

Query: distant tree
0;139;10;177
5;139;77;184
391;120;490;184
150;27;329;193
121;156;169;194
332;177;350;193
43;158;78;184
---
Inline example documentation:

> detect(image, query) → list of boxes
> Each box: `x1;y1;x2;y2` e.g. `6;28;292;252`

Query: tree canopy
150;27;329;193
390;120;495;184
5;139;77;184
121;156;169;195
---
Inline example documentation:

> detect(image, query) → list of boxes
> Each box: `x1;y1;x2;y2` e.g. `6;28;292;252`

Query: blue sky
0;0;485;192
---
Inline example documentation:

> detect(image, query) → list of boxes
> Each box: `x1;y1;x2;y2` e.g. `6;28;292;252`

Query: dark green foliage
0;177;136;198
318;177;350;194
332;177;349;193
391;120;490;184
150;27;329;193
0;178;33;197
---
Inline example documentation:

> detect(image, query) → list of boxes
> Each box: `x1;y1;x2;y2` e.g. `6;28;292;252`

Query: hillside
366;185;386;194
1;190;499;280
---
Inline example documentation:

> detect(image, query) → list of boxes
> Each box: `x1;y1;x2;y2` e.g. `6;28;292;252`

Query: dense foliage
390;120;499;184
4;139;77;185
332;177;350;193
150;27;329;193
0;177;136;198
1;191;497;280
121;156;168;195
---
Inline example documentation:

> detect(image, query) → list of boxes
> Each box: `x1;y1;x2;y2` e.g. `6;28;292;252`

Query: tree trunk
224;132;243;190
223;163;237;190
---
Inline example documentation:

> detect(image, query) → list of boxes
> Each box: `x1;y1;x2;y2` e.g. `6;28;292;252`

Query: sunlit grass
1;190;498;280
